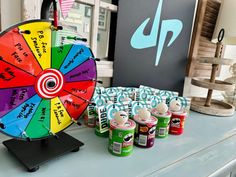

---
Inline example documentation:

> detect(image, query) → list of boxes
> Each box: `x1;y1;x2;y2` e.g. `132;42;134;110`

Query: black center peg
51;25;63;31
94;58;101;61
19;30;31;34
26;137;32;142
0;123;5;129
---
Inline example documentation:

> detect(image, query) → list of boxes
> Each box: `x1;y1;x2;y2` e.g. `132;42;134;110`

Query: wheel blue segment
0;95;41;138
59;44;93;75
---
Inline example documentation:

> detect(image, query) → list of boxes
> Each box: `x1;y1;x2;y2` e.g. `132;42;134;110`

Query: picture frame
85;6;92;17
98;8;107;30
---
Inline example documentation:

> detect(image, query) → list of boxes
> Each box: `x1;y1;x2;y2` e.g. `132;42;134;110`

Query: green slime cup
151;109;172;138
108;119;136;156
94;108;109;137
95;126;109;137
95;118;109;137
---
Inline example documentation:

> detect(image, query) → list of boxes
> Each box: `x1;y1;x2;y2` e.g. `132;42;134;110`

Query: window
55;0;118;61
60;3;93;46
46;0;117;87
97;7;111;59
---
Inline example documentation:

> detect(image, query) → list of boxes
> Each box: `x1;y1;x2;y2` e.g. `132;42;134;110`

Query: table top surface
0;111;236;177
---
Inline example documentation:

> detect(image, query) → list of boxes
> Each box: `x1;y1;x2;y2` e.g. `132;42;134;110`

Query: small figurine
169;100;181;112
156;102;168;115
138;108;150;121
114;111;128;126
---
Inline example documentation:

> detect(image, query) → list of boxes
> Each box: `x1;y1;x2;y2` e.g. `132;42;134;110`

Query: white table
0;111;236;177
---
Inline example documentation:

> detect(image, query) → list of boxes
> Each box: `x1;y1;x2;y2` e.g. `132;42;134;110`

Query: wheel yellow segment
50;97;72;133
19;22;52;69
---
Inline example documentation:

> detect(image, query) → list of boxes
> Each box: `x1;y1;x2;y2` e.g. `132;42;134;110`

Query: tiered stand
191;42;236;116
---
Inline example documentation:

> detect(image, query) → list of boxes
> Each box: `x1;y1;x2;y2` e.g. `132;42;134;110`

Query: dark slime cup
133;115;158;148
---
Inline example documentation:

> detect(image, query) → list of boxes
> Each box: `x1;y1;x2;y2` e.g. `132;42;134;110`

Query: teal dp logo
130;0;183;66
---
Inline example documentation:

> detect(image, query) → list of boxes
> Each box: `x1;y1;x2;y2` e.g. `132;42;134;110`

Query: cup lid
110;119;136;130
171;110;187;116
151;108;172;118
134;115;157;125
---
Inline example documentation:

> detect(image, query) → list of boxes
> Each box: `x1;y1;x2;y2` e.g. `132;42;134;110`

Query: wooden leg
204;42;222;107
205;90;213;107
204;64;219;107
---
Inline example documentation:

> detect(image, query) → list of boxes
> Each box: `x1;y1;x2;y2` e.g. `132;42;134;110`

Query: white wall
0;0;112;88
0;0;22;30
5;1;235;92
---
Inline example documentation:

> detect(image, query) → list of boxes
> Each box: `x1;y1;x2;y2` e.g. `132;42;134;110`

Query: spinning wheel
0;20;97;140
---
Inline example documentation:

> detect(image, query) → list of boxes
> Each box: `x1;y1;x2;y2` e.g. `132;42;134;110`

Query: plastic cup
151;109;172;138
108;119;136;156
169;111;187;135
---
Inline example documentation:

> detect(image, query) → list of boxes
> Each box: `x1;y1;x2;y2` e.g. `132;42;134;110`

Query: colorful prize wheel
0;20;97;140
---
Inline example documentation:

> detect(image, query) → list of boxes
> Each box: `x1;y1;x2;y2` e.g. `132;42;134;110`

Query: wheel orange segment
0;27;42;76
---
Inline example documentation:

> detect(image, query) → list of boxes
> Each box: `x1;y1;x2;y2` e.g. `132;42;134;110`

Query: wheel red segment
59;90;89;120
0;27;42;76
0;86;37;117
63;81;95;101
0;60;36;89
64;59;96;83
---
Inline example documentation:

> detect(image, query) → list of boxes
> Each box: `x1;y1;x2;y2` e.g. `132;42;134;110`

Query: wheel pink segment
0;27;42;76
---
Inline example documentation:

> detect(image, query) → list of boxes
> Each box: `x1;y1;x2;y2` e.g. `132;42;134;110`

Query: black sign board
113;0;197;95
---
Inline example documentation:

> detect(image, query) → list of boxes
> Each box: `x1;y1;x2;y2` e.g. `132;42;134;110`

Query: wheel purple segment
0;95;41;138
64;59;96;83
0;86;36;117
